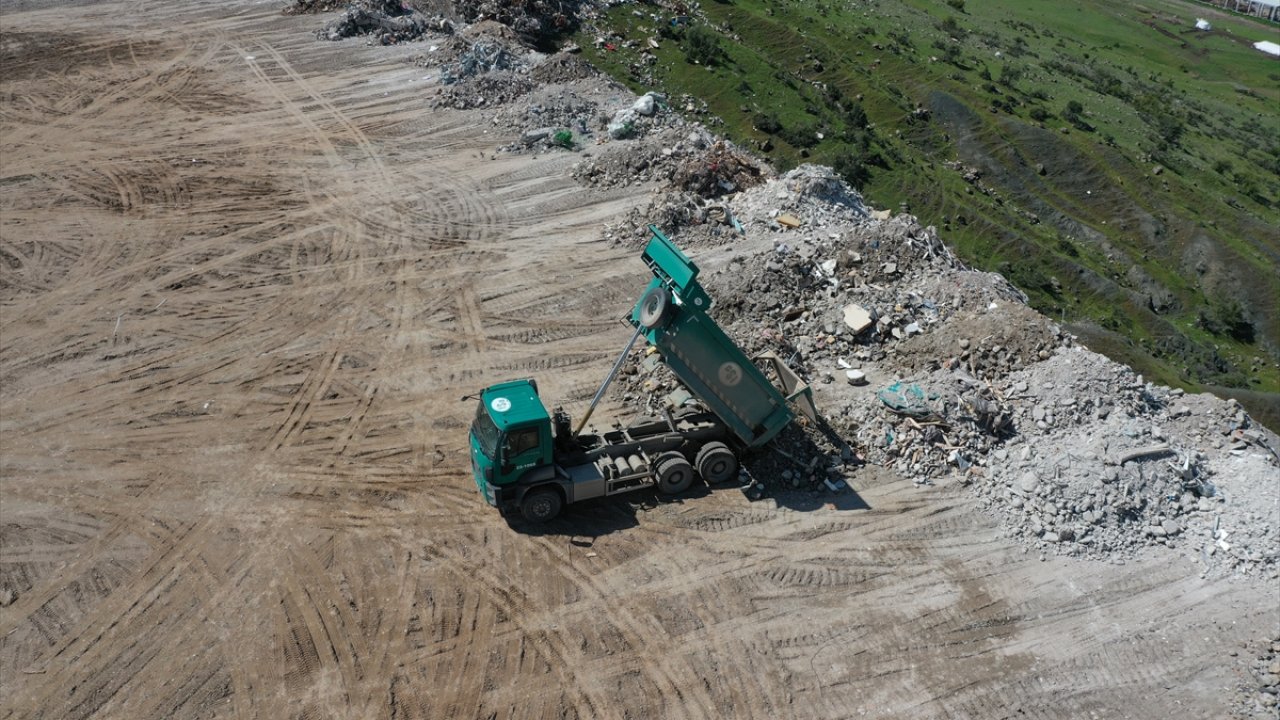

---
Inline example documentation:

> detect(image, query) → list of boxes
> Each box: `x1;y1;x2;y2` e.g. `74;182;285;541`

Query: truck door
499;426;544;482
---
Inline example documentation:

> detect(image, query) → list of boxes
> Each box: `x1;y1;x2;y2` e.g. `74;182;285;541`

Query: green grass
576;0;1280;415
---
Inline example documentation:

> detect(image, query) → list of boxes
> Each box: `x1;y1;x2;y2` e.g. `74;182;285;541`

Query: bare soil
1;3;1277;719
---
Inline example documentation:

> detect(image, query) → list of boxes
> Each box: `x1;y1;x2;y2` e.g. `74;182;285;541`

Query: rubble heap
975;350;1280;574
418;27;535;110
495;87;602;150
453;0;588;45
606;161;1277;579
1233;634;1280;716
317;0;452;44
283;0;346;14
583;128;776;247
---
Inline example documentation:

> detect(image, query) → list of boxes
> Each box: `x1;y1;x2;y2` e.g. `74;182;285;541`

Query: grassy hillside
576;0;1280;424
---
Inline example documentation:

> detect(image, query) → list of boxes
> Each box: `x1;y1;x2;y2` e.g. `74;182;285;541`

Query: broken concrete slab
842;304;872;334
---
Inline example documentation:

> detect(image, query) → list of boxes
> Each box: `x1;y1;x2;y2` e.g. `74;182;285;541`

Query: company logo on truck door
490;397;512;412
718;362;743;386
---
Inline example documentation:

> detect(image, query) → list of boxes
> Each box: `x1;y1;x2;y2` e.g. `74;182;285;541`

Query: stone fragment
842;304;872;334
522;127;556;144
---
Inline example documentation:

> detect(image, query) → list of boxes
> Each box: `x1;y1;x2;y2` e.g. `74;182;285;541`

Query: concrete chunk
842;304;872;333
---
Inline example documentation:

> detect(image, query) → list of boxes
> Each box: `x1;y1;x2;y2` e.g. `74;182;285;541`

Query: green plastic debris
552;130;574;149
877;382;934;418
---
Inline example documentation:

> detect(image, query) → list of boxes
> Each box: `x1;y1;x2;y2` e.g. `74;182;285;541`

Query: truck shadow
769;489;870;512
505;494;645;537
507;473;870;537
505;483;723;537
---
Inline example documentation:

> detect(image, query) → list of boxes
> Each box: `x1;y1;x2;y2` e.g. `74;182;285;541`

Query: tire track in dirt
0;470;190;642
528;535;725;720
1;518;220;717
429;539;603;719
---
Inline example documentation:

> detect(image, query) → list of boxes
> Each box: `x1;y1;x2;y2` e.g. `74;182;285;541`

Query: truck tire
520;487;562;523
638;286;672;329
655;452;695;495
696;442;738;484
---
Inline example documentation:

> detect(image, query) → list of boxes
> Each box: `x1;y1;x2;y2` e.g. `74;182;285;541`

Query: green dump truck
467;227;815;522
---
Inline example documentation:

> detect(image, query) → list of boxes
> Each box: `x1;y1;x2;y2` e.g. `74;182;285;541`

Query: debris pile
452;0;587;45
317;1;451;43
601;159;1276;578
584;129;776;246
295;0;1279;581
493;87;602;151
671;140;769;199
420;29;535;109
1232;634;1280;717
730;164;872;233
439;39;519;84
962;349;1279;577
528;50;599;84
283;0;346;15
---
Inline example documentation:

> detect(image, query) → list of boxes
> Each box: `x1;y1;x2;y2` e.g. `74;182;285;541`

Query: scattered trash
441;40;518;84
877;382;934;418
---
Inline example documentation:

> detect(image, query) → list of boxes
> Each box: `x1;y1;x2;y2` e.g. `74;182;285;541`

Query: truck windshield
472;401;500;458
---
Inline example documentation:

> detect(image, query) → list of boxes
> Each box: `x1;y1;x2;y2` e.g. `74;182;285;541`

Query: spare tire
638;286;672;329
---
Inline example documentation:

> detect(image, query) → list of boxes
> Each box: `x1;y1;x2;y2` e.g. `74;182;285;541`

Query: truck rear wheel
655;453;694;495
520;488;562;523
638;286;672;329
696;442;738;484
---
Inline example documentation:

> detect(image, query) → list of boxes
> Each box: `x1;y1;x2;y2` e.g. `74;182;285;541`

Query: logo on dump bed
490;397;512;412
718;362;743;387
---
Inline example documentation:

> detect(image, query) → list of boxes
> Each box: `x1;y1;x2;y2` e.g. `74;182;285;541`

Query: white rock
842;304;872;333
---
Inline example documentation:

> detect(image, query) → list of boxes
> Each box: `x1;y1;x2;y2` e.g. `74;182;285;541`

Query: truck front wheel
696;442;739;484
656;453;695;495
521;488;562;523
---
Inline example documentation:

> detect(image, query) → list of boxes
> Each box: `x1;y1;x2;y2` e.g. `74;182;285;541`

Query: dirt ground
1;2;1277;719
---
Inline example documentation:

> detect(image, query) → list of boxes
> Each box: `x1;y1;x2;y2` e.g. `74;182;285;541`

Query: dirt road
1;3;1275;718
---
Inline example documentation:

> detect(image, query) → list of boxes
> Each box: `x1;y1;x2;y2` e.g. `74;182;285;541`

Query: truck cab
469;379;553;509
